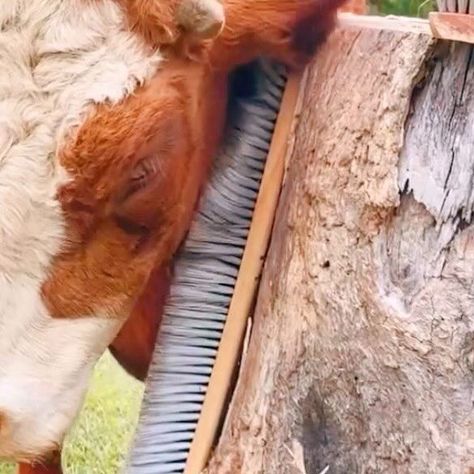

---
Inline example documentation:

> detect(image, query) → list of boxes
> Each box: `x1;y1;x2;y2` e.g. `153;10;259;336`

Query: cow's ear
112;109;189;235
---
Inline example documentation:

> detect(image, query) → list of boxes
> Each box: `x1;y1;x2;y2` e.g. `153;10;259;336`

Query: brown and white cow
0;0;346;472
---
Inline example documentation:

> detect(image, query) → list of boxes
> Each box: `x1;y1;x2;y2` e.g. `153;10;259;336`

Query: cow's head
0;0;345;464
0;0;225;463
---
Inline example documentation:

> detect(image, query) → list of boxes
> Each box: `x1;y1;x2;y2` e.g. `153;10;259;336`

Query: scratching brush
126;59;299;474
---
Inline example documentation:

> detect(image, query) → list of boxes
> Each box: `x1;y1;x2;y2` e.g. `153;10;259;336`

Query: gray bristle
437;0;474;13
125;60;288;474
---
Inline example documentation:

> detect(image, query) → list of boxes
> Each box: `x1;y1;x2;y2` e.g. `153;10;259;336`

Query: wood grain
430;12;474;44
339;12;432;35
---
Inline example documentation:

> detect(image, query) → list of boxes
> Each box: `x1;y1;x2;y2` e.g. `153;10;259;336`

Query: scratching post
204;15;474;474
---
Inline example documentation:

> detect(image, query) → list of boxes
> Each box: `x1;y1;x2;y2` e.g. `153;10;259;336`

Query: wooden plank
183;71;304;474
339;12;432;36
340;11;474;44
429;12;474;43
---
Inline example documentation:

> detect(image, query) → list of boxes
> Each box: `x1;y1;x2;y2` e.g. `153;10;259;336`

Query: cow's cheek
41;221;153;320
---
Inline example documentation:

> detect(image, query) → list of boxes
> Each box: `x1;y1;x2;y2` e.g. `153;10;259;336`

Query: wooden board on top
429;11;474;43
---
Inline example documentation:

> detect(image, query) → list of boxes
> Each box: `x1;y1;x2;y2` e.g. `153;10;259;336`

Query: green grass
0;352;144;474
370;0;434;16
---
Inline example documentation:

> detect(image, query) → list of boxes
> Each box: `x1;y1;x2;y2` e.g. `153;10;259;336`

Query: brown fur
108;265;170;380
207;0;345;70
118;0;183;45
43;70;198;319
18;463;61;474
116;0;224;61
18;452;62;474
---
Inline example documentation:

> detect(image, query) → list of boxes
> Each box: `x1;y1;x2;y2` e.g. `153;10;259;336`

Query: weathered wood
430;12;474;44
339;13;432;36
204;19;474;474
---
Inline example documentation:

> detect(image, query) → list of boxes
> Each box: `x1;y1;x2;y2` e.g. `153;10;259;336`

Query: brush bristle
437;0;474;13
125;60;288;474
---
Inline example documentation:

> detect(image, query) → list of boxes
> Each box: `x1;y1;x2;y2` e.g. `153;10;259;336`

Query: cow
0;0;347;472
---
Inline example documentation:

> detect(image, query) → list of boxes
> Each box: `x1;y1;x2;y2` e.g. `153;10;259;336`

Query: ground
0;352;144;474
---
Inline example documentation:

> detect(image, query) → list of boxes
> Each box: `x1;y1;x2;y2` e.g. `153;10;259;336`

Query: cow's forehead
0;0;162;277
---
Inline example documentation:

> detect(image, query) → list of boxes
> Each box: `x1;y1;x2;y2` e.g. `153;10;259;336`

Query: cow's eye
114;214;149;235
121;155;161;202
112;151;169;236
111;105;188;237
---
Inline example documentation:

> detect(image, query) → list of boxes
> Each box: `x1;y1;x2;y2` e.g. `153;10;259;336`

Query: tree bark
205;17;474;474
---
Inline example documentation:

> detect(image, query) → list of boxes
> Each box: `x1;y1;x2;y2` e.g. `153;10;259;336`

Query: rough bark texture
205;21;474;474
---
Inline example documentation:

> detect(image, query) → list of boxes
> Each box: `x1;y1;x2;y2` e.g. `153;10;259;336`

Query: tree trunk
205;17;474;474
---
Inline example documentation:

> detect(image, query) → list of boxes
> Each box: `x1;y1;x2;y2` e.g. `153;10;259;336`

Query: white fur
0;0;161;461
0;280;123;460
